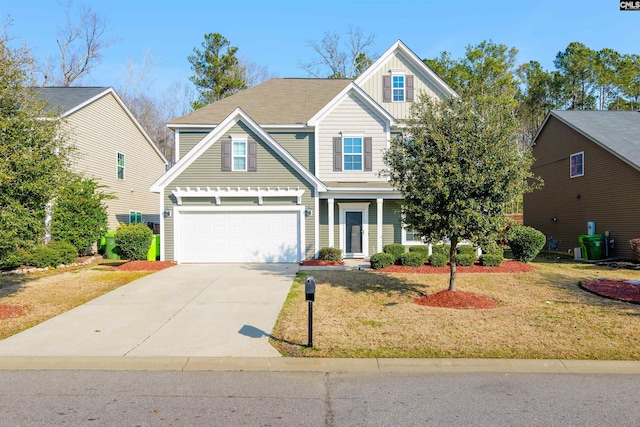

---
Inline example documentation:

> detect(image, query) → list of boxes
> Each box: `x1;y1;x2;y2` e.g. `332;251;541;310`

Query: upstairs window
570;152;584;178
117;152;125;180
232;141;247;171
392;75;405;102
343;137;363;171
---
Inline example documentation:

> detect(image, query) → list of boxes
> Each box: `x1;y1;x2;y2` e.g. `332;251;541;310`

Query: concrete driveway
0;264;298;357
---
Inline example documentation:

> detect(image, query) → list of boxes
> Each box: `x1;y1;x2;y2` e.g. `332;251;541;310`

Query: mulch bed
580;279;640;304
0;305;25;320
117;260;176;271
301;259;344;267
414;290;497;309
378;260;534;274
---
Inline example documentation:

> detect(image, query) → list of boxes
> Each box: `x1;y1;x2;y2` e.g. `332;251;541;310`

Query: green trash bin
146;235;160;261
104;231;120;260
579;234;604;260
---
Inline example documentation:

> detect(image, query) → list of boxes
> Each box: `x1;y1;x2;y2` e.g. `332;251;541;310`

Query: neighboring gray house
151;40;457;263
524;110;640;259
38;87;168;230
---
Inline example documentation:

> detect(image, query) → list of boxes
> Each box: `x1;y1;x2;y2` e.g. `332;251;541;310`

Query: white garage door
178;211;301;263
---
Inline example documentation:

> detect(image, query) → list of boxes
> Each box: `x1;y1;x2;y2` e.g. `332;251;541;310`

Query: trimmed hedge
0;250;25;270
318;247;342;261
397;252;426;267
383;243;406;260
370;252;395;269
432;244;451;258
24;241;77;268
480;253;504;266
508;225;546;263
456;253;475;266
456;245;476;256
409;246;430;257
429;252;448;267
48;241;77;265
115;223;153;261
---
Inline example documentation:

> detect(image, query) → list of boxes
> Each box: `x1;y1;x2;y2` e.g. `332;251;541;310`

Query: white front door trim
338;202;370;258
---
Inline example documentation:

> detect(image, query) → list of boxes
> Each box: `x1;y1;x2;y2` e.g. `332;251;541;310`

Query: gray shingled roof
549;110;640;170
170;78;352;126
34;87;110;114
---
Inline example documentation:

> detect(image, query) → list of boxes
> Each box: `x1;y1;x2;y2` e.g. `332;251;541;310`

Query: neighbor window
129;211;142;224
570;152;584;177
232;140;247;171
343;137;363;171
117;152;125;180
392;74;405;102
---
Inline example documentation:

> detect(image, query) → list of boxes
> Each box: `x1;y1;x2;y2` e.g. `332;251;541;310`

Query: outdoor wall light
163;210;172;217
304;207;313;217
552;217;558;222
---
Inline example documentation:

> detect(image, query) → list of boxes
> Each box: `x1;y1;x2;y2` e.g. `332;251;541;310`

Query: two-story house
38;87;168;231
151;40;456;263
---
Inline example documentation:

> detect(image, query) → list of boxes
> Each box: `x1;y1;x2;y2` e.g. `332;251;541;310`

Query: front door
345;211;363;255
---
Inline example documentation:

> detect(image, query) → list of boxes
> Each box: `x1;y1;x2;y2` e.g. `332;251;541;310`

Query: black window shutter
221;140;231;171
247;141;257;172
406;75;414;102
333;137;342;171
364;137;372;171
383;75;391;103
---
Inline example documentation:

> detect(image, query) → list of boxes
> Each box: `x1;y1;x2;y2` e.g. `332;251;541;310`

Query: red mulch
0;304;25;320
301;259;344;266
117;261;177;271
378;260;534;274
414;290;497;309
580;279;640;304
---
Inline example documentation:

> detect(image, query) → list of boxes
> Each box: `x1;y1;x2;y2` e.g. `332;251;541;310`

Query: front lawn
270;258;640;359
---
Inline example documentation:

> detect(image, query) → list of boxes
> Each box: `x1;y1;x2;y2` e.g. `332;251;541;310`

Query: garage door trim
173;205;305;263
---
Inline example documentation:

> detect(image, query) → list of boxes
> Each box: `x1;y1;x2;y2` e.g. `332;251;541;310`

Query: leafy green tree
516;61;555;143
384;89;540;291
188;33;246;109
51;174;114;256
0;35;70;260
554;42;597;110
593;48;621;110
614;53;640;110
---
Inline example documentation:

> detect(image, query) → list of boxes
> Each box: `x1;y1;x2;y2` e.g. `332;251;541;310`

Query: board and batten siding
163;122;316;261
317;92;388;181
66;92;166;229
177;131;210;160
524;116;640;259
359;53;445;121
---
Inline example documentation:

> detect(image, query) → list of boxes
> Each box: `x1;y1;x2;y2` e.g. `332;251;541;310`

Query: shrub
318;247;342;261
456;253;475;266
370;252;395;269
398;252;426;267
508;225;546;263
383;243;406;260
456;245;476;256
25;245;60;268
429;252;448;267
47;241;77;265
0;250;25;270
409;246;430;257
432;244;451;258
629;238;640;262
115;223;153;261
480;253;504;267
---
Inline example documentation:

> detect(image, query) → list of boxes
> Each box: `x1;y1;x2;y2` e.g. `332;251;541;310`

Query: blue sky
2;0;639;99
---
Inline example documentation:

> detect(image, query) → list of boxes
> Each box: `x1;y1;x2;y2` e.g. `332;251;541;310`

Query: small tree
384;90;540;291
51;174;114;256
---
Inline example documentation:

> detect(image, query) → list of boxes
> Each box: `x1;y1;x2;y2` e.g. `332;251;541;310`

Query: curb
1;357;639;373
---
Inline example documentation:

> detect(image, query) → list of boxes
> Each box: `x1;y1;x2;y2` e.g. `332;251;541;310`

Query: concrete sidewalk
0;264;298;358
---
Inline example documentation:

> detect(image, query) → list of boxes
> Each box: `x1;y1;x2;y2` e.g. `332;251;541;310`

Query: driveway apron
0;264;298;357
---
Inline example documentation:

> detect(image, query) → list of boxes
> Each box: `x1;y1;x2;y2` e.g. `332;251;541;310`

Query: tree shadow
0;274;34;299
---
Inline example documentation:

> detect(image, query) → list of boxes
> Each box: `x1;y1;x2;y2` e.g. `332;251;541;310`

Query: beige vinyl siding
524;116;640;259
177;131;209;160
359;53;444;120
66;92;166;229
270;132;314;172
163;122;315;260
318;92;388;181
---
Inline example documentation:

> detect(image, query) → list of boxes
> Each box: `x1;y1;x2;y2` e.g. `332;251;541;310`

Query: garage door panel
179;211;300;263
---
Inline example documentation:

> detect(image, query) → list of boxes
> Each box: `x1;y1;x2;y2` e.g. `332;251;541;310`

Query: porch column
328;198;335;248
377;198;383;253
